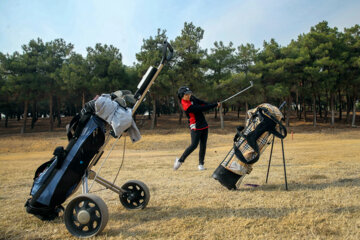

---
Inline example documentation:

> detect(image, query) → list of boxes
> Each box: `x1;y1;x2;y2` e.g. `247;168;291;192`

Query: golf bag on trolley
212;103;287;190
25;94;138;221
24;40;173;238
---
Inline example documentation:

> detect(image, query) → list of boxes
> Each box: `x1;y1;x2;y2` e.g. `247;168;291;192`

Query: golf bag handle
258;107;287;139
132;41;173;115
160;40;174;64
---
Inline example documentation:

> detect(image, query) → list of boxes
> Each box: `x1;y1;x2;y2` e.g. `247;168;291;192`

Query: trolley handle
160;40;174;64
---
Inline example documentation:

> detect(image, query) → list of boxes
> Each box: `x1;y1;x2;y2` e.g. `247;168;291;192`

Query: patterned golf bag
212;103;287;190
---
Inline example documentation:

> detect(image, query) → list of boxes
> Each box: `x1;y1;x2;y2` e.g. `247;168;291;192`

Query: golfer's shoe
173;158;182;170
198;165;206;171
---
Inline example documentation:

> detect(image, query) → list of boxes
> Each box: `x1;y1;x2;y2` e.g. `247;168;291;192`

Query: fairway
0;127;360;239
2;0;360;239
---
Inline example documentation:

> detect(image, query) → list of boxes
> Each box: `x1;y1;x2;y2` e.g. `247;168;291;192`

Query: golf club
220;81;254;104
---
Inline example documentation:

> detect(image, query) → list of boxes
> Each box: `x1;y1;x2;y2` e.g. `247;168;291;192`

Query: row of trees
1;21;359;132
136;21;360;128
0;39;138;132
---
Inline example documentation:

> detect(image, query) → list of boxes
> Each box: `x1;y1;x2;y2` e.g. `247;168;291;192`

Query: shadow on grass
105;205;295;237
239;177;360;192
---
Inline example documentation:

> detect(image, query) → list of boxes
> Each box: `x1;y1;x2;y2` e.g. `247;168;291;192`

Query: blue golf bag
25;111;105;220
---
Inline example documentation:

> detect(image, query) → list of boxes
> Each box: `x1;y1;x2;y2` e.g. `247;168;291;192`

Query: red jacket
181;96;217;130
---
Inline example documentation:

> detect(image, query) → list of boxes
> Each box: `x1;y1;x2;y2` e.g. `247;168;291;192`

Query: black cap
177;86;192;99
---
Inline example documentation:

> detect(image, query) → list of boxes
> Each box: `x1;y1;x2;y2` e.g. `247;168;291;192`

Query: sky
1;0;360;66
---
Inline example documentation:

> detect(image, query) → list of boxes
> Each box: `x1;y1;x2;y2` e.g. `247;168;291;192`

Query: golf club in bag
212;102;287;190
25;41;173;238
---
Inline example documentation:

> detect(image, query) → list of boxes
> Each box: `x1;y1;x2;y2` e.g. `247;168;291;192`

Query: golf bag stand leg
281;139;288;190
82;171;89;194
265;136;275;183
265;136;288;190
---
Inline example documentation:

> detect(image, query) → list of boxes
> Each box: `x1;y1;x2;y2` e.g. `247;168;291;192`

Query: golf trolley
26;41;173;238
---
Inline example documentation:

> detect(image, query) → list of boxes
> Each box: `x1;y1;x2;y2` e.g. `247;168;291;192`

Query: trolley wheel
64;194;109;238
119;180;150;210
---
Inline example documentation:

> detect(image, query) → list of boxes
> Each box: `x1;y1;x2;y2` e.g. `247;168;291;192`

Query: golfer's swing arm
82;41;174;195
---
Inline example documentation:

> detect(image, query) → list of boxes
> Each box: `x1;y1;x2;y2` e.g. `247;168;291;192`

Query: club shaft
279;101;286;110
220;84;253;103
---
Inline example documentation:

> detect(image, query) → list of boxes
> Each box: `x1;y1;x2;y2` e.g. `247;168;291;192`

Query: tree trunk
5;114;8;128
346;94;351;124
223;106;228;116
57;97;61;127
178;110;183;125
147;97;151;120
318;95;322;118
21;100;29;134
31;100;38;129
296;89;299;119
157;101;161;117
219;103;224;129
177;96;183;125
150;98;157;129
82;91;85;108
245;101;249;124
49;95;54;131
338;90;342;121
214;108;217;119
352;97;357;127
331;93;335;126
324;92;329;123
237;106;240;119
298;97;302;120
303;100;307;122
286;96;291;127
312;94;316;127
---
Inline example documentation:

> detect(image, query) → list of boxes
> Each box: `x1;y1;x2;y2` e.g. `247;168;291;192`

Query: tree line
0;21;359;132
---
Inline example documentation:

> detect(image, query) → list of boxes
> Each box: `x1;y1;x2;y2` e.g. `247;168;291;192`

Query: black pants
179;128;208;165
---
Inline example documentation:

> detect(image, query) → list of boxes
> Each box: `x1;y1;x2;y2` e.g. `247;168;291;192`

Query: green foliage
236;43;259;73
1;20;360;130
172;22;206;92
86;43;126;94
343;24;360;98
204;41;237;83
136;28;171;97
202;41;241;103
266;83;289;99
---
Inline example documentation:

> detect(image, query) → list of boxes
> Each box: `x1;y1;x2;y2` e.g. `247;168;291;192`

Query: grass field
0;117;360;239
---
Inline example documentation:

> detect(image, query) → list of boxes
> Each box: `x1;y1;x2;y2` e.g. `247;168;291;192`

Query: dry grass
0;125;360;239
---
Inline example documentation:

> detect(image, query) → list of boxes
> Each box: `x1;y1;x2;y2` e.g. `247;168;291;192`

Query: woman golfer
174;86;220;171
